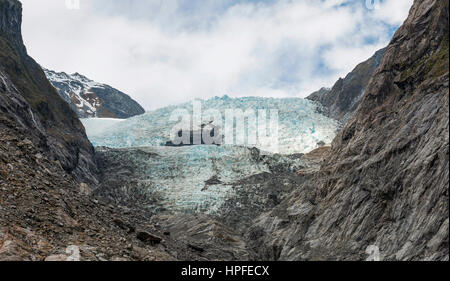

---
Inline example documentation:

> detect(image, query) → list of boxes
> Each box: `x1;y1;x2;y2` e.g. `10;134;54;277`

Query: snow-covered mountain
44;68;145;119
82;95;340;154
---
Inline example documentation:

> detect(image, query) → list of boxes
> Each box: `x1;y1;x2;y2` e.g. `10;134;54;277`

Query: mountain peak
307;47;386;124
44;68;145;119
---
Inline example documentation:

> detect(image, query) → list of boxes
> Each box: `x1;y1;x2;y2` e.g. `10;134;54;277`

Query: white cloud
371;0;414;26
20;0;413;110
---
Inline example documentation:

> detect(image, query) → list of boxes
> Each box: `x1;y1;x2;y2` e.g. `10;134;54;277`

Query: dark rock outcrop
165;122;222;147
44;69;145;119
248;0;449;261
150;213;254;260
136;231;162;246
307;48;385;124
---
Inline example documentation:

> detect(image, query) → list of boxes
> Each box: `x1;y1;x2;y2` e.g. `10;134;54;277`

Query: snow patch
43;68;105;117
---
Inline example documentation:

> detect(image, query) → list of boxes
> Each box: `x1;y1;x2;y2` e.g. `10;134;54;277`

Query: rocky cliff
248;0;449;261
0;0;97;185
307;48;385;124
44;68;145;119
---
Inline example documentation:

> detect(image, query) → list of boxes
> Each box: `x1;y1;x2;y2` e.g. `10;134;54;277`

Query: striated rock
112;218;135;233
247;0;449;261
188;244;205;253
152;214;254;261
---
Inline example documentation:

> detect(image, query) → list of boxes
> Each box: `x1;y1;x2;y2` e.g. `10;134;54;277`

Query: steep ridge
0;0;97;185
307;48;385;124
44;68;145;119
248;0;449;261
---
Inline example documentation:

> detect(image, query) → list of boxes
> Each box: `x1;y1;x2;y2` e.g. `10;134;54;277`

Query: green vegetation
428;30;449;78
400;30;449;83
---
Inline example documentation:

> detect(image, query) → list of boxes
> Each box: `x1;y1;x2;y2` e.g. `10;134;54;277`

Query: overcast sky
20;0;413;110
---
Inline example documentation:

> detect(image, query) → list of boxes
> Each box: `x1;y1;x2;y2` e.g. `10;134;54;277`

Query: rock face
44;69;145;119
0;124;176;261
307;48;385;124
248;0;449;261
0;0;97;185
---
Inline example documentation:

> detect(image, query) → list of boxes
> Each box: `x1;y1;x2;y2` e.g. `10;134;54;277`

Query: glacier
84;96;340;215
81;96;340;155
81;118;126;137
95;145;309;215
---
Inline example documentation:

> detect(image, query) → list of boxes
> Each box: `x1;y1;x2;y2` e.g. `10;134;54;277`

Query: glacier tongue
95;145;308;218
82;96;339;154
89;96;339;216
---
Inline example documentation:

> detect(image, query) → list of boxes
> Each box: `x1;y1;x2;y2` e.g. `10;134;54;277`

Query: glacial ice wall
82;96;339;154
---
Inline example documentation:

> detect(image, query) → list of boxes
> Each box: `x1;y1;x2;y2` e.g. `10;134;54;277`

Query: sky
20;0;413;110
